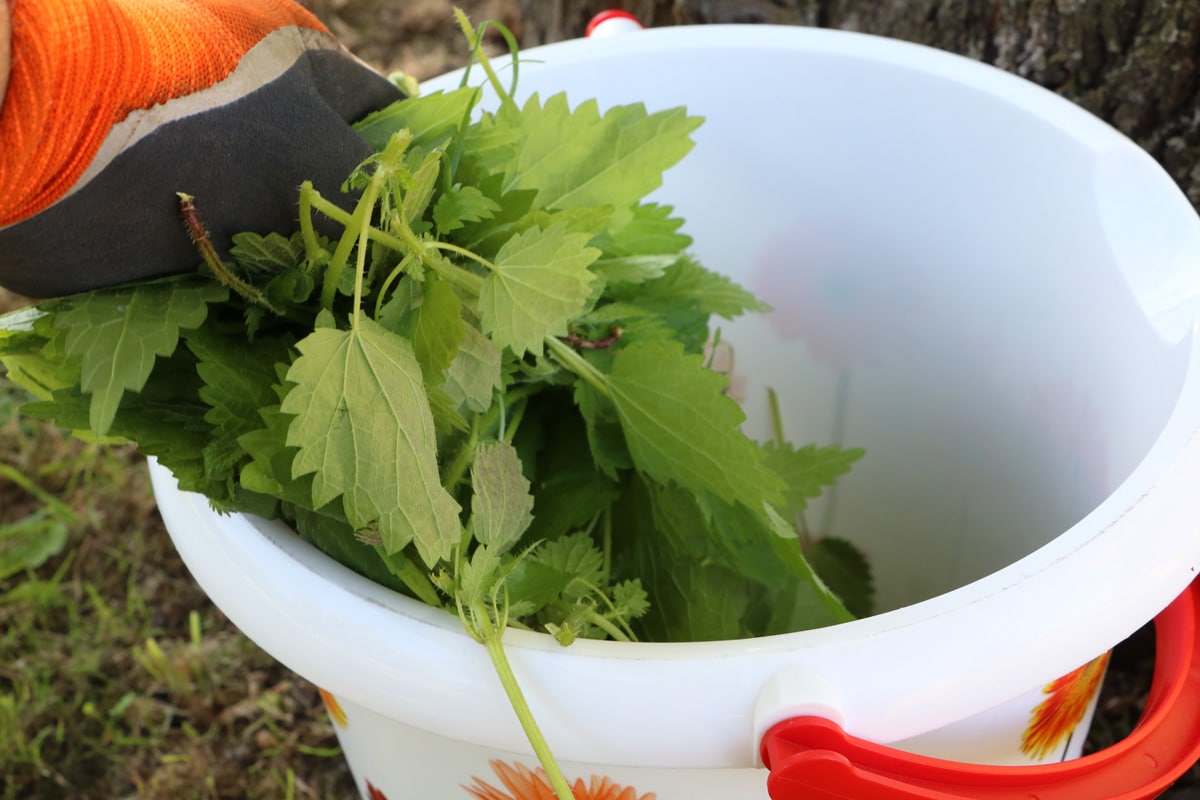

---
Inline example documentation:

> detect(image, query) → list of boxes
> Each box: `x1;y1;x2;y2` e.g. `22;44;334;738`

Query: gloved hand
0;0;404;298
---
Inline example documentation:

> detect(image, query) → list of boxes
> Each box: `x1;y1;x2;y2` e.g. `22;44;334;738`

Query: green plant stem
307;192;409;253
382;551;444;609
479;620;575;800
502;397;528;444
442;415;482;494
426;241;495;273
320;195;369;311
582;609;631;643
374;252;418;319
600;509;612;584
298;181;324;262
351;198;372;329
319;133;411;310
304;192;487;298
767;387;785;446
767;387;812;535
422;248;486;296
568;576;636;643
453;10;514;109
544;336;611;399
177;193;280;313
443;385;540;492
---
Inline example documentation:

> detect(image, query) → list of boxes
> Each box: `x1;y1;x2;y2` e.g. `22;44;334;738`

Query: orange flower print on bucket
464;759;656;800
1021;651;1112;760
365;780;388;800
318;687;348;728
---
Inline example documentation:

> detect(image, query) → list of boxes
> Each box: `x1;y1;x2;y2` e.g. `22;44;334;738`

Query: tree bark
516;0;1200;208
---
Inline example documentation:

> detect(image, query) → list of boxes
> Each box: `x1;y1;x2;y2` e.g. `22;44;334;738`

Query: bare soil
301;0;522;79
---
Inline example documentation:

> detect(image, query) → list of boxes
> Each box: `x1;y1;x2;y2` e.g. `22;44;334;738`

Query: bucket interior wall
501;39;1196;612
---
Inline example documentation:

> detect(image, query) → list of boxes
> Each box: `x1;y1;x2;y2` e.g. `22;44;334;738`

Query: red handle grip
762;576;1200;800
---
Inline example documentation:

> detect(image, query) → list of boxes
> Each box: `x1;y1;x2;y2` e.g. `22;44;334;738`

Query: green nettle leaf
526;409;621;541
237;410;296;496
479;223;600;356
574;302;654;328
410;278;466;379
516;206;614;240
24;357;219;500
398;147;443;224
281;318;462;567
457;543;509;607
376;277;420;333
647;479;813;607
0;353;72;401
264;268;316;308
185;328;286;440
690;489;836;606
534;532;605;593
572;302;673;347
53;280;228;436
593;202;692;256
459;111;523;177
805;536;875;619
187;330;292;491
354;87;481;152
229;231;306;272
501;92;703;212
427;384;470;435
433;184;501;235
573;378;633;480
452;172;537;257
238;405;315;509
761;504;854;628
469;440;535;552
442;325;502;413
507;531;607;618
762;442;866;520
645;480;716;561
607;340;785;509
613;296;710;353
639;559;752;643
288;503;411;596
0;305;48;340
590;254;678;285
611;580;650;620
639;257;770;320
0;309;78;401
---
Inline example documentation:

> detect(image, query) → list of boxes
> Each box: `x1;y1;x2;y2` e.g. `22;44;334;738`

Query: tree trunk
515;0;1200;208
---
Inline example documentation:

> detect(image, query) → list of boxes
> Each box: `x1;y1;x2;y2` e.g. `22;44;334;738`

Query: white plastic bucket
150;23;1200;800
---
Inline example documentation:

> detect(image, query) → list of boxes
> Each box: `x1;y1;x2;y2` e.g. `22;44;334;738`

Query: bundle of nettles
0;17;870;794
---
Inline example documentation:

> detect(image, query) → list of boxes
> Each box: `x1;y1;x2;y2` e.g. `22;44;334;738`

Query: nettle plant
0;15;870;796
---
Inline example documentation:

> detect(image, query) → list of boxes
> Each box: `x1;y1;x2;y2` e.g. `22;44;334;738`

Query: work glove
0;0;404;298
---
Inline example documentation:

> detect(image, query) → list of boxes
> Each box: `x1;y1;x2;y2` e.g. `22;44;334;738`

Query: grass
0;290;355;800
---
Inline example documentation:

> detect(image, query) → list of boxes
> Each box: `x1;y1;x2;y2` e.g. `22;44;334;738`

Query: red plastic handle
762;576;1200;799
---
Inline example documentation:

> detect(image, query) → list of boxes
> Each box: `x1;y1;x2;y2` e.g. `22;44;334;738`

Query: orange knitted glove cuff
0;3;10;112
0;0;328;227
